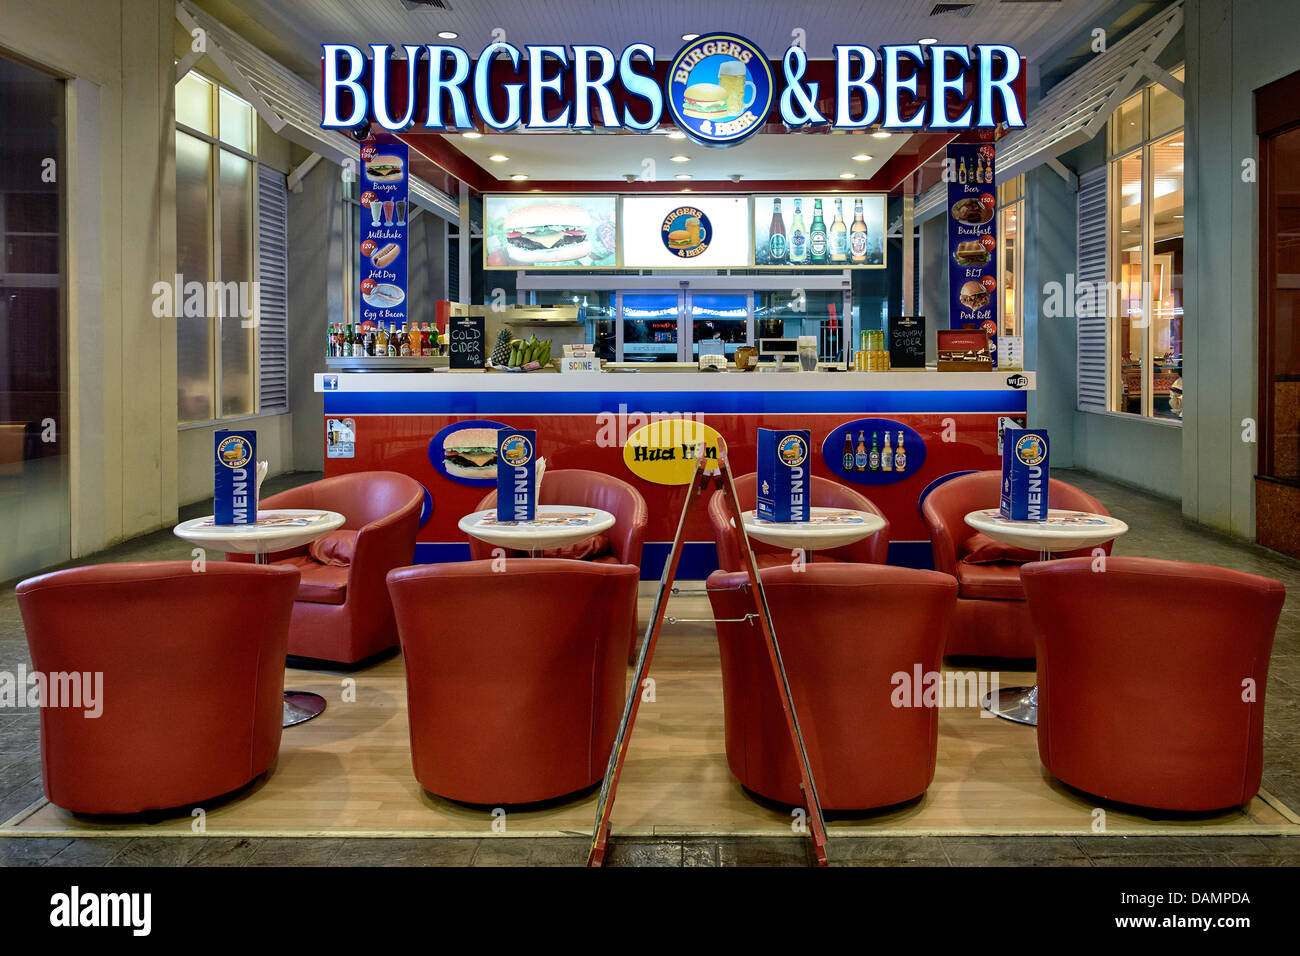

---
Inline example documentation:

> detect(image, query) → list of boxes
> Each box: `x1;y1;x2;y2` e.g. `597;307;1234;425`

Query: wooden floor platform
5;590;1296;839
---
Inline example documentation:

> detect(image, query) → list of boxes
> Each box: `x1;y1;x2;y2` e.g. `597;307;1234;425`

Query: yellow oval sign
622;418;728;486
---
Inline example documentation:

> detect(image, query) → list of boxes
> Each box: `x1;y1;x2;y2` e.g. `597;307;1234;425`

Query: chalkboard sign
888;315;926;369
449;315;485;369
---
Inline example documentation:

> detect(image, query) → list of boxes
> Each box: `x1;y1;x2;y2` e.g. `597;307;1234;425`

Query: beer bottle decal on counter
881;431;893;472
854;430;868;472
830;199;848;263
894;431;907;473
869;432;880;472
850;199;869;264
789;199;807;264
809;199;828;264
843;432;855;472
769;198;788;264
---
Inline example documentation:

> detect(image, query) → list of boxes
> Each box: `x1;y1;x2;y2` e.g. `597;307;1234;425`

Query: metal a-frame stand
587;451;828;867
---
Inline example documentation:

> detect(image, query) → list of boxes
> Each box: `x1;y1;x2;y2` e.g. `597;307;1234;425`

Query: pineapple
490;326;513;365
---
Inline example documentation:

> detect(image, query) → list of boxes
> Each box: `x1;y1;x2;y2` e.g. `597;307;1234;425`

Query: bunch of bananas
505;334;552;370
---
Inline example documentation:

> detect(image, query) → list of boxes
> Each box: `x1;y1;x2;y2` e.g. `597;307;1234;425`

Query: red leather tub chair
468;468;647;658
388;559;639;804
708;472;890;571
922;470;1111;658
1022;557;1284;811
231;471;423;664
16;561;299;814
707;563;956;810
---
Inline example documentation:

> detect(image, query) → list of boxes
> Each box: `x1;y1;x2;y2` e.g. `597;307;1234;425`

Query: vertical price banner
947;143;998;366
359;141;408;329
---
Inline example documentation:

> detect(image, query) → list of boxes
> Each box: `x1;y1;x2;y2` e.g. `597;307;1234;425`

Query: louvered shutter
256;163;289;413
1076;166;1108;412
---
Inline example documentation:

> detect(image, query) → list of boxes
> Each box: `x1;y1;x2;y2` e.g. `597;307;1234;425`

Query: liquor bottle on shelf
895;431;907;473
809;199;828;265
869;432;880;472
769;198;787;264
365;325;377;356
881;431;893;472
789;199;807;264
422;323;434;357
376;322;389;356
342;324;352;357
409;323;422;357
842;432;854;472
326;324;335;357
400;323;413;356
854;430;868;472
850;199;868;265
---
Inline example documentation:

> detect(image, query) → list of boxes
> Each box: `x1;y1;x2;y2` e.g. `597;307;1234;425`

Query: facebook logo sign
323;375;339;391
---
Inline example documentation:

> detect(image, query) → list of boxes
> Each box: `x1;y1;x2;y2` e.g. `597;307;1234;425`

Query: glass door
618;291;684;362
0;56;68;581
686;292;751;357
756;289;849;362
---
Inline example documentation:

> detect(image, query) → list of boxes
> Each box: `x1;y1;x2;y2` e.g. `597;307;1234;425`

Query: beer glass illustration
716;60;756;117
383;200;395;225
369;201;383;225
685;216;705;244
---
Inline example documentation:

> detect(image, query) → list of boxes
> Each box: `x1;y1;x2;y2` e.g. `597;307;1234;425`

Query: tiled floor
0;469;1297;866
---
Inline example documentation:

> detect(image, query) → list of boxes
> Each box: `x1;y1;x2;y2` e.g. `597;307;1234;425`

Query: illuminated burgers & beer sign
322;34;1025;147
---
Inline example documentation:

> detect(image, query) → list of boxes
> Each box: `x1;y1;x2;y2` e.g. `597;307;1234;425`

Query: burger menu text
359;140;408;328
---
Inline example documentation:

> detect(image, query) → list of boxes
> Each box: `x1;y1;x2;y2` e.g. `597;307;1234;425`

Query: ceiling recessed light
462;131;482;139
681;33;699;41
871;131;892;139
667;130;687;140
675;173;692;180
681;187;693;192
670;154;690;162
510;174;528;181
919;38;938;45
839;172;856;179
852;153;872;162
488;153;509;162
437;31;458;40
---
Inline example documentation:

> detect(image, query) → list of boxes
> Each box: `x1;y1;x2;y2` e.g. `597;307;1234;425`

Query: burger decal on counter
483;195;617;268
429;420;511;485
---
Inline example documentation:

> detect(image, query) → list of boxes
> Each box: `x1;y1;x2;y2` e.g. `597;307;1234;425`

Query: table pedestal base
982;684;1039;726
283;691;327;728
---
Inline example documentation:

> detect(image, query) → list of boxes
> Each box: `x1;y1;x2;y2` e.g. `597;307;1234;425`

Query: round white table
174;509;346;727
741;508;886;563
962;508;1129;726
458;505;616;556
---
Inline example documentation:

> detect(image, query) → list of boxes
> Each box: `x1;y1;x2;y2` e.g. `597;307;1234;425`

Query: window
1105;68;1184;421
175;72;263;423
997;175;1025;337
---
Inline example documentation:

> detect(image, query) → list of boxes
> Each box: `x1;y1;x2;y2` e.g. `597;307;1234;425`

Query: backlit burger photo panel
483;195;618;269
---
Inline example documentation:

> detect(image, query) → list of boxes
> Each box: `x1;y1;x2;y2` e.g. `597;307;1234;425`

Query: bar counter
316;369;1035;577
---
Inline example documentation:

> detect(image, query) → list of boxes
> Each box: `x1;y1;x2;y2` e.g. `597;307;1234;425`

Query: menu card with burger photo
946;142;999;366
483;195;618;269
359;140;408;329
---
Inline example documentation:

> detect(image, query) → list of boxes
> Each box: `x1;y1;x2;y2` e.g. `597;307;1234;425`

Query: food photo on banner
483;195;618;269
947;142;999;366
358;140;408;326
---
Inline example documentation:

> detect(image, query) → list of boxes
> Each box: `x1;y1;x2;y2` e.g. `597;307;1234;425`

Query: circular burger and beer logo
667;34;773;147
661;206;712;258
778;434;809;468
499;433;534;468
216;435;252;470
1015;434;1047;467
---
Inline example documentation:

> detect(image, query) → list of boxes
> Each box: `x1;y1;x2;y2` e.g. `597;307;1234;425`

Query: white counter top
316;370;1035;392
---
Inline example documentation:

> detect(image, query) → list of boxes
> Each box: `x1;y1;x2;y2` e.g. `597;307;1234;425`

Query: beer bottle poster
947;143;998;366
359;140;408;329
752;195;886;268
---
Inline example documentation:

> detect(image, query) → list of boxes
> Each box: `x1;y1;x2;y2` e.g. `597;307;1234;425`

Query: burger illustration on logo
661;206;712;259
499;433;534;469
667;33;773;147
778;434;808;468
502;201;592;266
1015;434;1047;467
217;435;252;470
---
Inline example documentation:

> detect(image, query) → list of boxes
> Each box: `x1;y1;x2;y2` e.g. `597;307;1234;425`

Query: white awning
174;0;459;222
